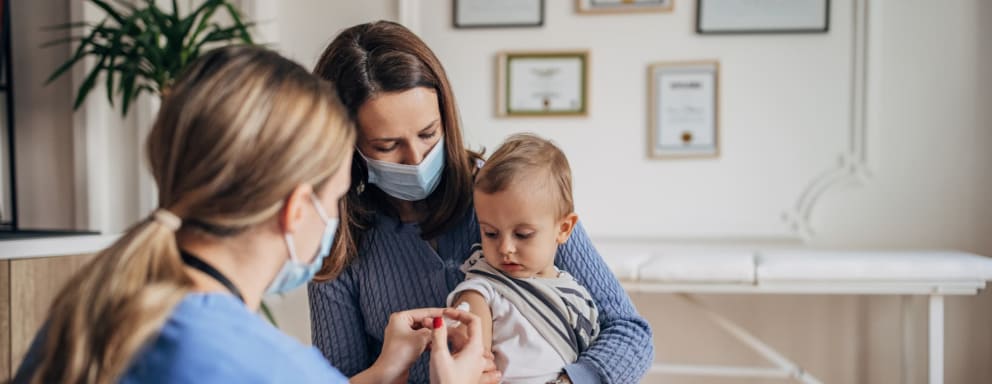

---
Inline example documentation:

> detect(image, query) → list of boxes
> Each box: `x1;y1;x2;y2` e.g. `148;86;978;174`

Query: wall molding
239;0;280;47
397;0;421;34
71;1;112;233
782;0;873;241
135;95;158;218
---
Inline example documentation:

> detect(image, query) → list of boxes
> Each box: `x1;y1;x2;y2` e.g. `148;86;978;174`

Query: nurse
13;46;484;384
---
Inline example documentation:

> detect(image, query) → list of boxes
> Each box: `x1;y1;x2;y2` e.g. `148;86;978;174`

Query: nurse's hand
354;308;443;384
429;308;486;384
446;328;500;383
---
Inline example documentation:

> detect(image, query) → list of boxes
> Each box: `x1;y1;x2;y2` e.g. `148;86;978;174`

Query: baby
447;133;599;383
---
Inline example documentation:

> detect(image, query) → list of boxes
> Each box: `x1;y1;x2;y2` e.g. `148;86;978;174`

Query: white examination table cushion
639;252;755;284
757;251;992;282
598;249;755;284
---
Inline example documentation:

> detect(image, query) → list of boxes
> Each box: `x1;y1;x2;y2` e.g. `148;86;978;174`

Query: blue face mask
266;194;338;295
359;138;445;201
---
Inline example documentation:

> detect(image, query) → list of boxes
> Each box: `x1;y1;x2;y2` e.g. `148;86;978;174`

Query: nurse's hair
475;133;574;219
21;46;354;384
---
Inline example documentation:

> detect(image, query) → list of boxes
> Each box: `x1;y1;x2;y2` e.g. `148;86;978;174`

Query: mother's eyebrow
367;119;440;142
419;119;440;132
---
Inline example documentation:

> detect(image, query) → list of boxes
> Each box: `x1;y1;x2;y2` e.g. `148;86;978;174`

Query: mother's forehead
356;88;441;135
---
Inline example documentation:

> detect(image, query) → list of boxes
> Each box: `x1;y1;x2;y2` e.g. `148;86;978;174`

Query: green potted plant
45;0;254;115
45;0;280;326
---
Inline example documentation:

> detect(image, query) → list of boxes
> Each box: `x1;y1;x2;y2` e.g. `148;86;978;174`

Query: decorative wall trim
782;0;872;240
397;0;421;34
71;1;112;233
239;0;280;46
135;96;158;218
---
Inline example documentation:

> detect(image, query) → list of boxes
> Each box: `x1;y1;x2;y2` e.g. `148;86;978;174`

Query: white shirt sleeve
447;277;497;306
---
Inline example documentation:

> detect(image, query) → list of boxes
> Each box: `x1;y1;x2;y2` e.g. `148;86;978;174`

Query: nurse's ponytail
25;214;190;384
20;45;354;384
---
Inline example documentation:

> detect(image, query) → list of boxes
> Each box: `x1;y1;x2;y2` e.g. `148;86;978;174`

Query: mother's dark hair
312;20;482;281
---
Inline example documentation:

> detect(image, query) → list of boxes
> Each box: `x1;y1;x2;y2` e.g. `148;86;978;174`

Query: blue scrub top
15;293;347;384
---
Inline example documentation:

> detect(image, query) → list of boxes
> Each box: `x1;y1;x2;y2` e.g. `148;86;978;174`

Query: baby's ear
555;213;579;244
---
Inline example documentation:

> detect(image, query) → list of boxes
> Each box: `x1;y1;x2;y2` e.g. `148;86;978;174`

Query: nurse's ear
279;184;314;235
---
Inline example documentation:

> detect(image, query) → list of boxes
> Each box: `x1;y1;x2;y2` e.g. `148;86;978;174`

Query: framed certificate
648;61;720;159
453;0;544;29
577;0;673;14
697;0;830;34
497;51;589;117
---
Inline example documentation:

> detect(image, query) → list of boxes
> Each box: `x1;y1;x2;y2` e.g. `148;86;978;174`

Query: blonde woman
13;46;484;384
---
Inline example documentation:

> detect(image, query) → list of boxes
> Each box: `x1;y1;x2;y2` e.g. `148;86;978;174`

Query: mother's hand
429;308;487;384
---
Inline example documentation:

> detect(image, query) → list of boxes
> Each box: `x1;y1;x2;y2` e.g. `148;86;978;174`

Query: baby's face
474;180;563;279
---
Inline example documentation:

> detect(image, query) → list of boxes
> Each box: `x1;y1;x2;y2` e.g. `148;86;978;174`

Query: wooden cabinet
1;254;92;380
1;260;9;380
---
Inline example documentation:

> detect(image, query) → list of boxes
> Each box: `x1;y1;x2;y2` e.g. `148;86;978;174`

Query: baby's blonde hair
475;133;573;218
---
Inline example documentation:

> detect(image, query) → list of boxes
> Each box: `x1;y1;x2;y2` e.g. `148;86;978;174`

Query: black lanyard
180;250;245;303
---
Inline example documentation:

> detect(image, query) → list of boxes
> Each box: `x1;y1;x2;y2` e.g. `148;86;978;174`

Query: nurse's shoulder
123;293;346;384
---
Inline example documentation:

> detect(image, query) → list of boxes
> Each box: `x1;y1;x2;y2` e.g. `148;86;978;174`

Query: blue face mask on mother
359;138;445;201
266;194;338;295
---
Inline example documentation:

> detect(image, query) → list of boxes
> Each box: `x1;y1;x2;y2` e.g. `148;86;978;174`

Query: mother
309;21;653;383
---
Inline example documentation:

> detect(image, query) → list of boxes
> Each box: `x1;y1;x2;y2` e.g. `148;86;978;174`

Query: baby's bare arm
451;290;493;355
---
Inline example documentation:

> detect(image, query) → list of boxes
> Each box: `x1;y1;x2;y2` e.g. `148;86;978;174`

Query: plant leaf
73;55;108;110
260;302;279;327
222;2;254;45
171;0;180;24
39;36;84;49
88;0;127;26
48;0;257;116
41;21;92;31
110;0;138;12
45;50;90;85
186;0;223;50
120;69;137;115
102;25;130;106
45;19;108;84
192;22;256;53
178;0;213;42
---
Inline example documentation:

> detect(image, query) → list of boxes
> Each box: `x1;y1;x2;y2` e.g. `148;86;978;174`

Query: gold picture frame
647;60;721;159
496;51;589;117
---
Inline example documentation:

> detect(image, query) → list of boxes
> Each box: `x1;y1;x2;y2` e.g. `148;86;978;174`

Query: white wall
810;0;992;255
422;0;852;242
9;0;991;382
238;0;992;382
266;1;992;382
408;0;992;256
241;0;401;69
